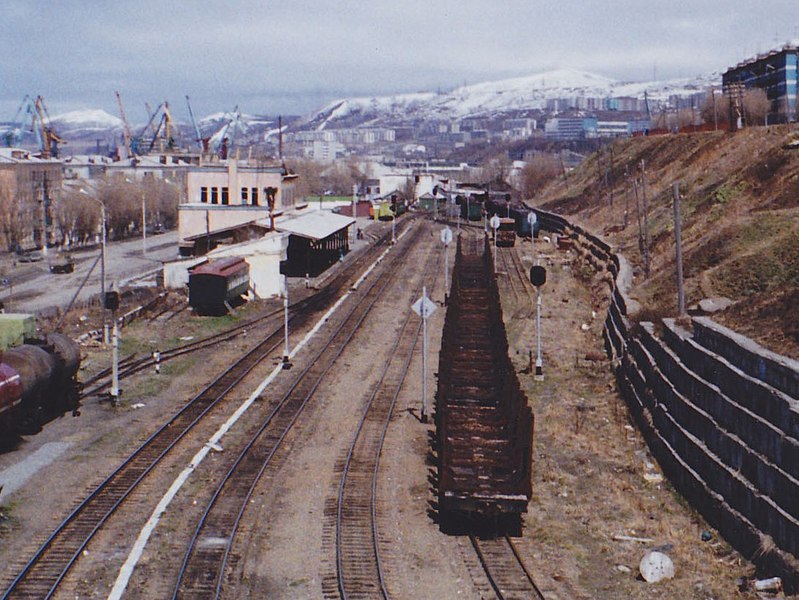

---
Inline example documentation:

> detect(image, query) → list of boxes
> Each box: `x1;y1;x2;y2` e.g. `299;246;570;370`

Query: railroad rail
470;536;544;600
333;232;443;599
79;215;421;398
1;217;419;600
496;246;527;305
172;225;426;599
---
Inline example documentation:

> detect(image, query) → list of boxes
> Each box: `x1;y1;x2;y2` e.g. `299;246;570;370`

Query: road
0;231;179;315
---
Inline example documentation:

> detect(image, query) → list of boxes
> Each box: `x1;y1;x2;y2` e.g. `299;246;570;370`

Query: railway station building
177;158;299;255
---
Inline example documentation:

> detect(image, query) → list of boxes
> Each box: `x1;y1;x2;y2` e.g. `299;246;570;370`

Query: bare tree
285;158;324;197
700;89;730;128
479;153;512;185
520;154;561;199
53;189;99;247
742;88;771;125
0;185;31;252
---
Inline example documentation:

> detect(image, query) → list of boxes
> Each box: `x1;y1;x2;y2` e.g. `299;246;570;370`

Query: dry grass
536;125;799;359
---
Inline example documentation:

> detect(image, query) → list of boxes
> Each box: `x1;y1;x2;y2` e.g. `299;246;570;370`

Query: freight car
435;237;533;530
509;205;541;239
188;257;250;316
495;217;516;247
0;333;81;446
457;195;484;221
374;202;395;221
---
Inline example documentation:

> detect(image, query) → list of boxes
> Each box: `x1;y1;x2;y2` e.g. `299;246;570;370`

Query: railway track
172;225;426;599
1;217;419;600
496;245;531;307
470;536;544;600
332;233;443;599
79;216;421;398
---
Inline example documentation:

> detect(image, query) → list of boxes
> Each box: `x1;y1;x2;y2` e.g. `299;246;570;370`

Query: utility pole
640;159;651;278
141;192;147;256
672;183;686;316
351;184;357;247
282;275;291;368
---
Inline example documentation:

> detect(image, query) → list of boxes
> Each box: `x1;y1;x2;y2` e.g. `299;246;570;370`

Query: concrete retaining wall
532;206;799;586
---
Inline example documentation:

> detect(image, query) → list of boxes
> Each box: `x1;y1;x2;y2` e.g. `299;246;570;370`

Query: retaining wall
532;206;799;587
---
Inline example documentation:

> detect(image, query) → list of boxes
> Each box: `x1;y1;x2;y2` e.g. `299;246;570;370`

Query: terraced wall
532;207;799;588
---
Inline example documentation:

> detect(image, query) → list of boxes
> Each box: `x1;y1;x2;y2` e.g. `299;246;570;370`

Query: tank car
188;257;250;316
0;333;82;446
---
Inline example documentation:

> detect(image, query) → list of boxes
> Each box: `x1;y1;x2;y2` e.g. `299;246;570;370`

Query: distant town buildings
723;43;799;124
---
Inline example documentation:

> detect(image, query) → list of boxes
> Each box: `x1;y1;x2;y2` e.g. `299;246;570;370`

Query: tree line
0;175;181;253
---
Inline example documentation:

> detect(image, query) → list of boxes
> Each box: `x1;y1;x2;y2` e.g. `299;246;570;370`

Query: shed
270;212;355;277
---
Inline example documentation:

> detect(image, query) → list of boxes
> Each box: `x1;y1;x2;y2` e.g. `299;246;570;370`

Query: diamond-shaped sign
412;295;437;318
440;227;453;245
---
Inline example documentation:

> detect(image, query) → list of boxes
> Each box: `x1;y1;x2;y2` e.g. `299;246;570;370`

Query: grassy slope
535;125;799;359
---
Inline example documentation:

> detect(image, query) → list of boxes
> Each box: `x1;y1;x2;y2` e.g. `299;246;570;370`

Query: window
200;187;208;203
251;187;258;206
221;187;229;205
211;187;218;204
241;187;248;203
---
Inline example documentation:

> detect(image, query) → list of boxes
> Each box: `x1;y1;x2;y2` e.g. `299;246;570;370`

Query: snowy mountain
26;68;717;148
301;68;719;130
50;109;123;132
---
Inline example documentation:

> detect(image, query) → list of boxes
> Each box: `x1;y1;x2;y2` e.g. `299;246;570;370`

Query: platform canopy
269;211;356;241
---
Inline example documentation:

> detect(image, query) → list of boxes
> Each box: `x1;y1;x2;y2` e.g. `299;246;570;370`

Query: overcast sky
1;1;797;121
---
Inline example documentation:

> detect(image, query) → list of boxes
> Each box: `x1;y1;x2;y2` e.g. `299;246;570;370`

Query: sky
1;0;798;123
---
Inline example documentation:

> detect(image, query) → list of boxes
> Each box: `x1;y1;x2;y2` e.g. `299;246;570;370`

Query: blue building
722;44;799;124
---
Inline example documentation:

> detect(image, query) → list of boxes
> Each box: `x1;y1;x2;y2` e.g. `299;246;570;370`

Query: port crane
209;106;243;159
3;95;35;147
185;95;208;152
114;91;134;158
32;96;64;158
130;101;175;156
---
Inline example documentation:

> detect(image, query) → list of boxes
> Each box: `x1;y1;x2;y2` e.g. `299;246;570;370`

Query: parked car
17;251;44;263
49;255;75;274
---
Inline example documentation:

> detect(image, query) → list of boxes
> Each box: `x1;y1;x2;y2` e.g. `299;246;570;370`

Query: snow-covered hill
302;68;718;130
51;109;123;132
30;68;718;145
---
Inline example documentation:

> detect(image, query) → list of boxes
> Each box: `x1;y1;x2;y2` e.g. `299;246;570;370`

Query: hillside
536;126;799;359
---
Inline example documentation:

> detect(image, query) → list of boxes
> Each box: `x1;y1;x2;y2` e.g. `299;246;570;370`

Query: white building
178;159;298;252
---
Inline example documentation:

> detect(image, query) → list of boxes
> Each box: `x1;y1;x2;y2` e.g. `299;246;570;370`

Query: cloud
1;0;797;118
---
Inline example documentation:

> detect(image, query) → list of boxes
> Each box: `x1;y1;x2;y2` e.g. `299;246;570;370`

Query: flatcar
0;333;81;446
436;238;533;530
188;257;250;315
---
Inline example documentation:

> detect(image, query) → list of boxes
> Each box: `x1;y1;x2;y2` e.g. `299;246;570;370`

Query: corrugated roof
271;211;355;241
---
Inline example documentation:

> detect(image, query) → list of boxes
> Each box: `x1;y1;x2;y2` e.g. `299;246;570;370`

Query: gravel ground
0;221;765;599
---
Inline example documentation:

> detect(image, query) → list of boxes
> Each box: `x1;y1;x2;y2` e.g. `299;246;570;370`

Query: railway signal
528;211;537;265
412;287;437;423
441;227;453;303
529;265;546;381
490;214;500;272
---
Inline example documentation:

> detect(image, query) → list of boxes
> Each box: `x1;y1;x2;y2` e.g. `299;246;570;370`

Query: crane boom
33;96;64;158
185;95;204;151
114;91;133;158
